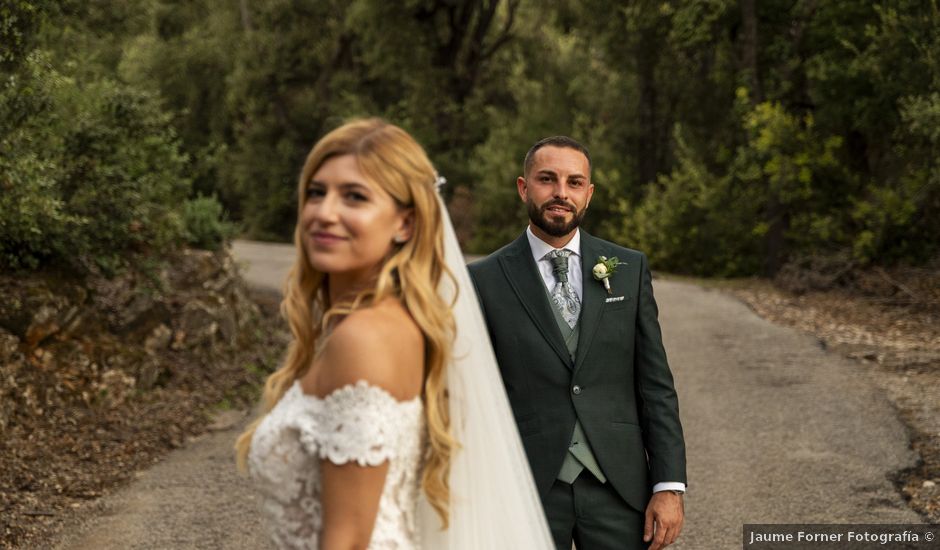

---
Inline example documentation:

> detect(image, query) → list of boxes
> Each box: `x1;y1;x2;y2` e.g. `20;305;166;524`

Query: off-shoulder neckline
288;379;423;406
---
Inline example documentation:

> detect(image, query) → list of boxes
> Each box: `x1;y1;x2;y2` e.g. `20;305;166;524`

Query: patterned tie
546;249;580;328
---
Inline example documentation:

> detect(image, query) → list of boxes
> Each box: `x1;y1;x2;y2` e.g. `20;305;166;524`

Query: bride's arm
308;305;424;550
319;460;389;550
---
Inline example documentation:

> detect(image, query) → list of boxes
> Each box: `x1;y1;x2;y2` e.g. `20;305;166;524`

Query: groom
468;137;687;550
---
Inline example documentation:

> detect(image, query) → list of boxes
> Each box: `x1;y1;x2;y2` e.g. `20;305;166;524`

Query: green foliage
121;0;522;241
0;1;239;275
0;0;43;71
1;53;82;270
3;0;939;276
0;53;192;274
851;90;940;263
733;97;849;254
58;81;191;272
183;196;236;251
608;130;764;277
469;7;627;252
612;98;851;276
117;2;237;201
0;154;84;270
597;0;939;273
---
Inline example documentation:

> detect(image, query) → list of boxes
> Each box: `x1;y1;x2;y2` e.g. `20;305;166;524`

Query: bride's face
301;154;412;281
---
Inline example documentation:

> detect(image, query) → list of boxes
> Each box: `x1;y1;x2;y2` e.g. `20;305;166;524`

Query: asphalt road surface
50;240;921;549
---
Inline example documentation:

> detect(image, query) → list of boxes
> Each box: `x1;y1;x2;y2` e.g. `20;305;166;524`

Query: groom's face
517;146;594;241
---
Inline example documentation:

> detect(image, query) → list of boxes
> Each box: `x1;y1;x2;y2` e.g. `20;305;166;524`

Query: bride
235;118;554;549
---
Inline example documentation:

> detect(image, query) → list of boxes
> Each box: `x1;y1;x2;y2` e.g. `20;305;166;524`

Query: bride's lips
310;231;348;246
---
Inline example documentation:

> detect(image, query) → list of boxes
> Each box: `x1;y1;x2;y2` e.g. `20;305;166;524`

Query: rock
134;356;165;391
88;270;171;336
232;285;261;330
179;300;221;348
168;249;223;288
216;308;238;347
144;324;173;354
112;292;172;336
0;280;82;346
25;304;62;347
923;480;937;489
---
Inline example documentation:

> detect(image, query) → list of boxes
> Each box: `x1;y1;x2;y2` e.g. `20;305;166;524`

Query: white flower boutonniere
593;256;625;295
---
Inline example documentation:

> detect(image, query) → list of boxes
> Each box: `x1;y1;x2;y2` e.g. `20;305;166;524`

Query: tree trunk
740;0;763;102
741;0;784;275
637;44;659;187
239;0;252;32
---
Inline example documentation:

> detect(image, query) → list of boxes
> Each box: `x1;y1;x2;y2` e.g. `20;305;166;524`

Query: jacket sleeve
633;252;688;486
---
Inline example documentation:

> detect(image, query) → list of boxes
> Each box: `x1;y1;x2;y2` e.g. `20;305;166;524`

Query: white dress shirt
526;226;686;495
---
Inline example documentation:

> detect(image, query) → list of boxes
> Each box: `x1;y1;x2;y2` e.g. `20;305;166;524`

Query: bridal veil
416;193;554;549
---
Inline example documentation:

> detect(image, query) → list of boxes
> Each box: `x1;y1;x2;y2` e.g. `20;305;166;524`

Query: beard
527;198;586;238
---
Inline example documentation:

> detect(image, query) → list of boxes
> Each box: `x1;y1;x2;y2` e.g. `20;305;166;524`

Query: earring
394;235;408;244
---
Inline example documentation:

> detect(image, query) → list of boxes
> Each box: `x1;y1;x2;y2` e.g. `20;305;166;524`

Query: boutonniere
592;256;625;295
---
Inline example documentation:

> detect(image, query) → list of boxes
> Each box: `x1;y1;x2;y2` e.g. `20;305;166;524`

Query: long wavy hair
235;118;456;526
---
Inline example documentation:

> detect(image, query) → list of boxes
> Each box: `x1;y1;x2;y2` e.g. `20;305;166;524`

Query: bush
0;153;86;270
183;195;236;251
613;99;850;277
63;81;192;267
0;53;81;270
608;128;764;276
0;52;201;275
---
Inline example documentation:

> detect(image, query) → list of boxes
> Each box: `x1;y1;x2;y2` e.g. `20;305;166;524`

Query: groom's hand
644;491;684;550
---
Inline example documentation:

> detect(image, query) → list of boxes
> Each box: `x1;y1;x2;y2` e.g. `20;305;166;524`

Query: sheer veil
416;192;555;549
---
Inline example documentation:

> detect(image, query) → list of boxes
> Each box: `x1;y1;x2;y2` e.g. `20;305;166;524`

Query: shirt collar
526;226;581;262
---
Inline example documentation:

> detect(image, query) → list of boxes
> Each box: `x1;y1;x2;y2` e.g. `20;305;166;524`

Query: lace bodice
249;380;425;549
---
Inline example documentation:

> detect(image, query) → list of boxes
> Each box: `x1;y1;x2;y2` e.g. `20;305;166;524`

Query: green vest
546;287;608;484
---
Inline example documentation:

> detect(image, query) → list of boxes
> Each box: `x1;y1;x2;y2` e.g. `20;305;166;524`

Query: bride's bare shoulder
315;299;424;401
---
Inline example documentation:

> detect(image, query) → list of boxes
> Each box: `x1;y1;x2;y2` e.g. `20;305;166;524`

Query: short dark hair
523;136;592;177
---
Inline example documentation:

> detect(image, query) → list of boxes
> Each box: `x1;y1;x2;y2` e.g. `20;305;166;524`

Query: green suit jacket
468;230;687;511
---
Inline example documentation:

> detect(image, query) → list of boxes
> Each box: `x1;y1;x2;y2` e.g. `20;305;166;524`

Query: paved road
663;283;920;548
231;239;296;294
51;240;921;549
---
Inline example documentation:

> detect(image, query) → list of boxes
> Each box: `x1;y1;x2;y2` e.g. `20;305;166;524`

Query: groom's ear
516;176;528;202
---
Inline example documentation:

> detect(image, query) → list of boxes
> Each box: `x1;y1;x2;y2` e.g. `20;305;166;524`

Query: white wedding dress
248;191;554;550
249;380;425;549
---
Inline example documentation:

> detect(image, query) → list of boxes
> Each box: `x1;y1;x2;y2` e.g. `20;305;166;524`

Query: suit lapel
574;232;607;373
497;234;572;368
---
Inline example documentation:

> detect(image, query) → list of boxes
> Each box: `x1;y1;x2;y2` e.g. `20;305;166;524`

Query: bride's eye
345;191;368;202
306;185;326;200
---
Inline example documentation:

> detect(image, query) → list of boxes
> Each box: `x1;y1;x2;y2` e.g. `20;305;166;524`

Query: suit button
572;385;582;395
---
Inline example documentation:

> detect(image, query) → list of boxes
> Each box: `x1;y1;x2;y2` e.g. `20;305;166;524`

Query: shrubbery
1;53;83;271
4;1;939;277
0;0;242;275
1;52;196;274
183;196;236;251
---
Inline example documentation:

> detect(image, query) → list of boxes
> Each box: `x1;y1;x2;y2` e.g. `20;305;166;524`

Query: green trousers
544;471;649;550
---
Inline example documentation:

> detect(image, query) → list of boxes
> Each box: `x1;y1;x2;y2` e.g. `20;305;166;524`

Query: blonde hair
235;118;456;526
